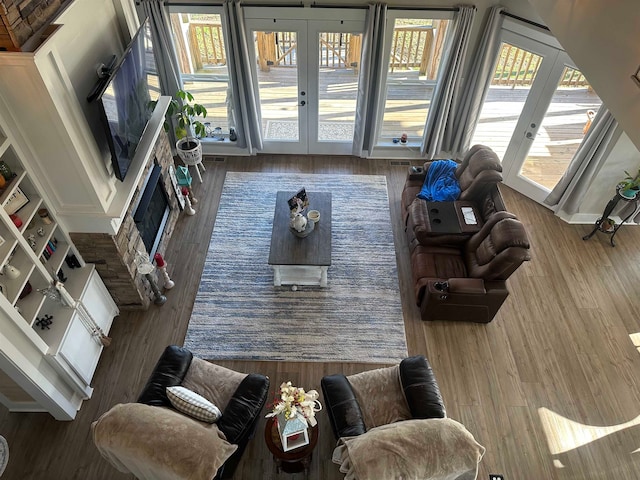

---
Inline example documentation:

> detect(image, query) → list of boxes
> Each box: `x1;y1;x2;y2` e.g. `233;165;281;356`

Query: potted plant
150;89;208;166
617;168;640;199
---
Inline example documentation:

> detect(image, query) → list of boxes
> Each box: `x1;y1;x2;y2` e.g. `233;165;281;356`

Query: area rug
184;172;408;363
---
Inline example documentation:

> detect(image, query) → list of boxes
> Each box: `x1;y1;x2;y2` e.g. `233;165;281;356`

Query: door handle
526;131;534;139
299;100;306;106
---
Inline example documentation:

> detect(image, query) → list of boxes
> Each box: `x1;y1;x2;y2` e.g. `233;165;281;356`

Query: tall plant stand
583;189;640;246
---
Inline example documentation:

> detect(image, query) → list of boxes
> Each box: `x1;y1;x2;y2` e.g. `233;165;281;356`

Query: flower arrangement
266;381;322;427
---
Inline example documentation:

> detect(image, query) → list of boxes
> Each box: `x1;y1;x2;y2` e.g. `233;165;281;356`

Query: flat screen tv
88;18;160;181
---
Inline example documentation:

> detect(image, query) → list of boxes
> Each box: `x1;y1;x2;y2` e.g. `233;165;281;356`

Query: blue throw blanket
417;159;461;201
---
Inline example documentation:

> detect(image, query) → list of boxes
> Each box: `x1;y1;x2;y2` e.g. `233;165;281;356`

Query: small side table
264;417;318;476
583;189;640;246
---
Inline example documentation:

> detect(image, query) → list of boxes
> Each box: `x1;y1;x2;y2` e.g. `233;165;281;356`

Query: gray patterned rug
184;172;407;363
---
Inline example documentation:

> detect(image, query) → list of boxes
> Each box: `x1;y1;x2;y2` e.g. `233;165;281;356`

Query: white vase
2;264;20;280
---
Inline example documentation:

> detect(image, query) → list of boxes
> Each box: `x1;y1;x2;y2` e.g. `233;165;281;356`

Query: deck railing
493;42;589;88
177;20;588;89
255;32;362;70
389;25;442;77
180;20;445;79
187;21;227;71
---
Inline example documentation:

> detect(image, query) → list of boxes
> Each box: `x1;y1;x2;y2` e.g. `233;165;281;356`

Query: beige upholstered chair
321;356;486;479
92;345;269;480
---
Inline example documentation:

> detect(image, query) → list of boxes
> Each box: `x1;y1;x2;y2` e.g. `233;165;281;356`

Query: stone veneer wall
70;130;180;309
0;0;65;51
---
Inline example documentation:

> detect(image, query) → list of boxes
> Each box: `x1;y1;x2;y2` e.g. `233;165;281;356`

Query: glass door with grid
244;8;365;154
471;23;602;204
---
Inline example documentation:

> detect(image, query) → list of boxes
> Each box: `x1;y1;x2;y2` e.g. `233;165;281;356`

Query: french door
471;21;602;205
244;8;365;154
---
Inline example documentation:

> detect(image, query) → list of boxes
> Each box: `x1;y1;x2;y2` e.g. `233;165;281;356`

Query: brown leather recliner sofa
402;145;531;323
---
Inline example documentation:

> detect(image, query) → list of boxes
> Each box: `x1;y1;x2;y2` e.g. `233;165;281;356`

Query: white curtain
352;4;387;157
139;0;183;146
444;5;504;156
544;107;618;214
224;0;263;152
421;5;476;158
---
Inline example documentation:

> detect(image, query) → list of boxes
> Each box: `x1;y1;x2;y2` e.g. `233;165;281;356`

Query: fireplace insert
133;163;170;255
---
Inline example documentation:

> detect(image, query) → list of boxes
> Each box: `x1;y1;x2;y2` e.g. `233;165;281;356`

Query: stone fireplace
0;0;66;51
70;130;180;309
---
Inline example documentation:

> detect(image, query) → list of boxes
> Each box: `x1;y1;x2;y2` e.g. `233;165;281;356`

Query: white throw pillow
166;385;222;423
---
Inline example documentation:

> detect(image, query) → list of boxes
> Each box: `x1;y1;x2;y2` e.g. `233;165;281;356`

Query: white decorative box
277;412;309;452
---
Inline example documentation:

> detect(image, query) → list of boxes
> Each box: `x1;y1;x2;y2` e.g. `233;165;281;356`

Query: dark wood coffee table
264;417;319;475
268;191;332;288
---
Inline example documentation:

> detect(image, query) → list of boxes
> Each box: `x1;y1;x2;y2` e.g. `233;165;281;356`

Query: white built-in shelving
0;98;119;420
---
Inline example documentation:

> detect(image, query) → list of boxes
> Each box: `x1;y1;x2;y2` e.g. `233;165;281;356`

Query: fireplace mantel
59;96;172;235
70;117;181;309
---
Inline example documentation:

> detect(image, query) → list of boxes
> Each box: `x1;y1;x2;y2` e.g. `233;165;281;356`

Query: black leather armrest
137;345;193;407
321;374;367;440
217;373;270;445
400;355;446;419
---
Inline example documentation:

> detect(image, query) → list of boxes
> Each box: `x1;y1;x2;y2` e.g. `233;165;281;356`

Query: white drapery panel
544;107;618;214
352;3;388;157
223;0;263;152
139;0;183;146
444;5;504;156
420;5;475;159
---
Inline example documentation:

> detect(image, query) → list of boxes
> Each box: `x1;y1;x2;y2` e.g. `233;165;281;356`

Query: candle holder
154;253;175;289
134;250;167;305
182;187;196;216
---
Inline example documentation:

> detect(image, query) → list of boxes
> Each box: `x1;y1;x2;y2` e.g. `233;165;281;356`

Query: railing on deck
254;32;362;70
178;20;589;90
493;43;589;88
180;20;446;79
389;26;434;75
187;21;227;71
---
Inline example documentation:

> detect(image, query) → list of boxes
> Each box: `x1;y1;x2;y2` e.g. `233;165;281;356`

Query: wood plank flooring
2;155;640;479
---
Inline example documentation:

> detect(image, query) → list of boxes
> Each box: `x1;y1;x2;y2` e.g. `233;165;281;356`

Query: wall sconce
632;66;640;88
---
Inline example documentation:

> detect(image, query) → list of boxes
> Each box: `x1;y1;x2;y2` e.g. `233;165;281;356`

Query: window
168;10;235;140
376;11;452;145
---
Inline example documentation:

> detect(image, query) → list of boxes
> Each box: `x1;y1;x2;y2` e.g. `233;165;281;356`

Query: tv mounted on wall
88;18;160;181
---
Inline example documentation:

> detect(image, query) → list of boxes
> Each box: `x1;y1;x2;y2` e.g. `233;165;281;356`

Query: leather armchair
320;355;445;440
412;211;531;323
93;345;269;480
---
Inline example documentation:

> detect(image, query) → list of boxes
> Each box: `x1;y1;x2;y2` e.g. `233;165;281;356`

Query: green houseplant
150;89;208;166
